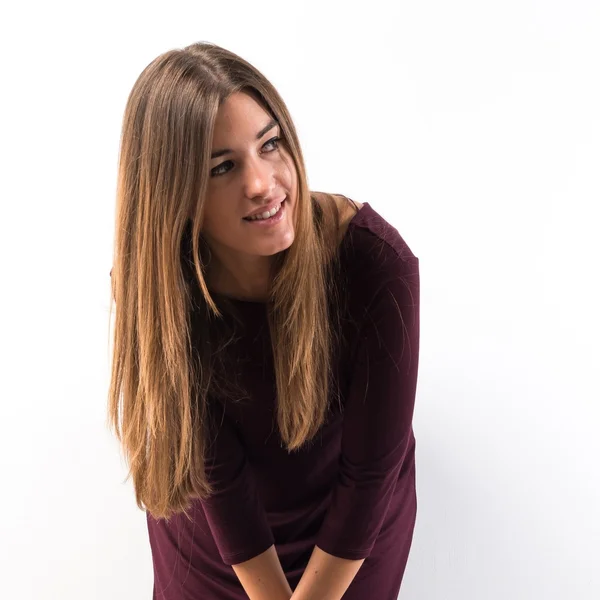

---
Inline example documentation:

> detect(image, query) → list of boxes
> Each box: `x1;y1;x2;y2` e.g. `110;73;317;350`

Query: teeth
246;202;282;221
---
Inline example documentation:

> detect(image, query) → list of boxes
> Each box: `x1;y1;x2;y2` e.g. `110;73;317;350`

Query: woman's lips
242;198;287;225
243;196;287;220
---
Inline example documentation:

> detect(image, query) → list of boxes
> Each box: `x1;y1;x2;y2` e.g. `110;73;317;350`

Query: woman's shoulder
340;199;417;270
313;190;417;281
312;191;363;222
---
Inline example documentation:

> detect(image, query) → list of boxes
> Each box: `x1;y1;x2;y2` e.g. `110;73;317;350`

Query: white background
1;1;598;598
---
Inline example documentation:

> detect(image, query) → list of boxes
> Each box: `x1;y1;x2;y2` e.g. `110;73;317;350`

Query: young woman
108;41;420;600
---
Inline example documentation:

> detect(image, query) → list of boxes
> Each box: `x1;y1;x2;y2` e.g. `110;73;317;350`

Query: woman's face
200;91;297;271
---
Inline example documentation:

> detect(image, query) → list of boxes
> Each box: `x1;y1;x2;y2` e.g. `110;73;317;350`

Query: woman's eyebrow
211;119;278;159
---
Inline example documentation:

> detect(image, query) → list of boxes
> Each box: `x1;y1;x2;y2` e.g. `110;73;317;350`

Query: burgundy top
145;201;420;599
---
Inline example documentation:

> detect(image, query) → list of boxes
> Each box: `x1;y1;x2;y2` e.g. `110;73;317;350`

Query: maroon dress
146;201;420;599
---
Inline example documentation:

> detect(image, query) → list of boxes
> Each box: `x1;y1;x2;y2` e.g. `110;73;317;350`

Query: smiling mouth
243;197;287;221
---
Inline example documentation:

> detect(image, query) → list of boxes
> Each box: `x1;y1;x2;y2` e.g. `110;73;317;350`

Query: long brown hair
107;41;355;520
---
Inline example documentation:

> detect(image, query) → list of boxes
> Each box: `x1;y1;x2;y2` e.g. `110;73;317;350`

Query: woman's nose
242;155;274;197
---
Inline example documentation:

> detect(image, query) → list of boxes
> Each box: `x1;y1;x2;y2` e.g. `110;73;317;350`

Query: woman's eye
263;136;281;151
210;137;281;177
210;161;232;177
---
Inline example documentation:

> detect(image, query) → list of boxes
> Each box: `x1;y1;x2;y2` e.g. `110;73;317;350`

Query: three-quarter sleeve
314;256;420;560
198;405;276;565
147;403;275;572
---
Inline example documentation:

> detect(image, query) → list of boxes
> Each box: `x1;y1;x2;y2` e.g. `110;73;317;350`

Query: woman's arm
290;545;365;600
232;544;293;600
232;544;365;600
146;402;279;597
293;257;420;598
